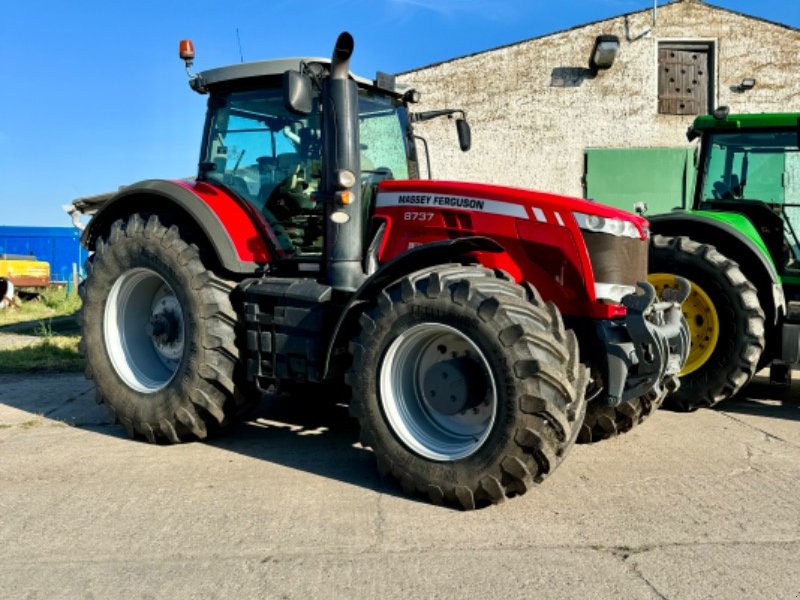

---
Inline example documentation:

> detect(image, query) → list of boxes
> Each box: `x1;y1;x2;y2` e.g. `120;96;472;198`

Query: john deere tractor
639;110;800;410
73;33;688;508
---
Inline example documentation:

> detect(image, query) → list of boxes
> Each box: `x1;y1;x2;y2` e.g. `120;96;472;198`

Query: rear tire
79;214;255;442
347;265;588;509
649;235;765;410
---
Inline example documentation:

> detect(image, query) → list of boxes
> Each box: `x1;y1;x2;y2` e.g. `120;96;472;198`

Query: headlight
337;169;356;189
573;212;641;239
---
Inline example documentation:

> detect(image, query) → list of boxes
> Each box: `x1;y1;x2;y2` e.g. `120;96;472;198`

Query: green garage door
584;147;696;215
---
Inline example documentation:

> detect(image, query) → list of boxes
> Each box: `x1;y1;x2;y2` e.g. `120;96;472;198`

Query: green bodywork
690;210;776;270
691;112;800;133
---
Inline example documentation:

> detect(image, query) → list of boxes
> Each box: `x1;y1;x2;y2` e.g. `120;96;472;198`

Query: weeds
0;336;84;373
0;286;82;327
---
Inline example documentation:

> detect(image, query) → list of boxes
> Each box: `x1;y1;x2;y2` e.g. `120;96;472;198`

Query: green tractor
614;109;800;410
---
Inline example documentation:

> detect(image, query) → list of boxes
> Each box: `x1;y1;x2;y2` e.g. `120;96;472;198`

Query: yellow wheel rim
649;273;719;376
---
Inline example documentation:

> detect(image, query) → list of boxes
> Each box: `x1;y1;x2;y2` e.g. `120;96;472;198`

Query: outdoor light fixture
589;35;620;72
739;78;756;91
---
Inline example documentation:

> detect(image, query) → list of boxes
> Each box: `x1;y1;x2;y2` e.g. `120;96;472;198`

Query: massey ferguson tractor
74;33;689;509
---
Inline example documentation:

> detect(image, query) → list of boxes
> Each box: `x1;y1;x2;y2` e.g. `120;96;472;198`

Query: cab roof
194;57;374;91
693;112;800;132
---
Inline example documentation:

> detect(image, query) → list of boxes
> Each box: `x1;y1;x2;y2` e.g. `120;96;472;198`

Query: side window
204;89;324;256
658;42;713;116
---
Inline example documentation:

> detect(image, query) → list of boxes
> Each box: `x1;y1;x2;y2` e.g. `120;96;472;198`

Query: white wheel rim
104;268;185;393
379;323;497;461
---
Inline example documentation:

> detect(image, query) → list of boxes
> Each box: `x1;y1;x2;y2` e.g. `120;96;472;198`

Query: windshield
702;128;800;266
702;130;799;204
202;86;411;256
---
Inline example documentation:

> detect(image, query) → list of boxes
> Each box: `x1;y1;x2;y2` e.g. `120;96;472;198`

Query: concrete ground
0;372;798;600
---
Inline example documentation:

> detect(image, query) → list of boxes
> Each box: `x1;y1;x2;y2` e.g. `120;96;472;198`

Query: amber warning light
179;39;195;65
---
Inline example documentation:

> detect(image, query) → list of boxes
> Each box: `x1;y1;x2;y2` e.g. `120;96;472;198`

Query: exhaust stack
322;32;364;292
330;32;354;80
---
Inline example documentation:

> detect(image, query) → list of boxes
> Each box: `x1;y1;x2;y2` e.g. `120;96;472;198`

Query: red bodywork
177;180;277;263
182;176;648;320
373;180;649;319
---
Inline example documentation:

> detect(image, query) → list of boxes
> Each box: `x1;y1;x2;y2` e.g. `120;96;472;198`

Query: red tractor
74;33;689;509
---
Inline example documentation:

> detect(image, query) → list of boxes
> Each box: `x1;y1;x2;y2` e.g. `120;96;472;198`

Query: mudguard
80;179;273;275
322;236;504;378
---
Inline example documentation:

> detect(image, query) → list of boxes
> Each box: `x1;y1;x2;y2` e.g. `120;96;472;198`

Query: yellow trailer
0;254;50;288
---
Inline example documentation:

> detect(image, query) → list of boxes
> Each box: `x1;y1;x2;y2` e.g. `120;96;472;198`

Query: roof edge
397;1;799;77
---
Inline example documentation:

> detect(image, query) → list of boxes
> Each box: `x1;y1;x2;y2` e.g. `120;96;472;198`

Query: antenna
236;27;244;63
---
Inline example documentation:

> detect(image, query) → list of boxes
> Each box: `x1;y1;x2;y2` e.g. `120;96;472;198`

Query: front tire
580;388;668;443
649;235;765;410
79;214;254;442
348;265;588;509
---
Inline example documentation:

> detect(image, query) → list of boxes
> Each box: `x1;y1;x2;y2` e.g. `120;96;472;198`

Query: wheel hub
104;268;185;393
148;296;183;361
379;322;497;461
649;273;719;376
422;357;487;415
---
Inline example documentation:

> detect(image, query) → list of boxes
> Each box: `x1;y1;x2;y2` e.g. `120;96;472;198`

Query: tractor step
241;278;334;387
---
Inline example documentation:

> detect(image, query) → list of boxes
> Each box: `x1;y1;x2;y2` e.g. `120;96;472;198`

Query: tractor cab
692;112;800;275
189;57;415;258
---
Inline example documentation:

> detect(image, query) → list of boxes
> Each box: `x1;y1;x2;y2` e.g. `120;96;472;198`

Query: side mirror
456;118;471;152
283;70;313;115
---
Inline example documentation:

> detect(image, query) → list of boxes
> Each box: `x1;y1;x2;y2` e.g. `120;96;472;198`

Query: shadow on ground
0;373;410;503
0;315;79;336
718;374;800;422
204;391;409;502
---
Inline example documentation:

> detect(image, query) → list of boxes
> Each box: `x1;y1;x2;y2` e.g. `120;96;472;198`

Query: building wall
397;0;800;200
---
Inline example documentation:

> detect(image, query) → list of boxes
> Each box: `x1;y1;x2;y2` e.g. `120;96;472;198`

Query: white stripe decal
533;207;547;223
376;191;528;219
555;212;565;226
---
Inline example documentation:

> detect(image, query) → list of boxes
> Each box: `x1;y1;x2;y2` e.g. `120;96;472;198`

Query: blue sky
1;0;798;227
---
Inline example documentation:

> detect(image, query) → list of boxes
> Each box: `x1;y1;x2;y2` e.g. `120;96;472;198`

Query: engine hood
376;180;649;239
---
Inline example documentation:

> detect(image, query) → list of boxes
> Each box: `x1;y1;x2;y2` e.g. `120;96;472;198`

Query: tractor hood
375;180;650;240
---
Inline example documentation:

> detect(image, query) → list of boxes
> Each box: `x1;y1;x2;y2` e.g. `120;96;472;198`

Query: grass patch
0;287;82;327
0;336;84;373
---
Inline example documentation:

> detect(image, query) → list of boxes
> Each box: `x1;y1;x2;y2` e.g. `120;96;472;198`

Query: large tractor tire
580;388;668;443
79;214;256;442
347;265;588;509
649;234;765;410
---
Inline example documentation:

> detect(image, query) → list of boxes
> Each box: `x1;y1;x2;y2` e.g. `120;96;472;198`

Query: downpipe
596;278;691;407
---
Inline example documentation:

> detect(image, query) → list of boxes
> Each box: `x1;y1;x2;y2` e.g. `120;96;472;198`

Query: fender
322;236;504;378
650;212;784;323
81;179;273;275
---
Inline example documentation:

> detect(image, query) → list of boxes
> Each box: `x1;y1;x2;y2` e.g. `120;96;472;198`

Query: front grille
584;232;648;287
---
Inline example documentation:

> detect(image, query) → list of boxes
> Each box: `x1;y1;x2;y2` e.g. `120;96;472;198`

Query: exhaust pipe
322;32;364;292
330;32;354;80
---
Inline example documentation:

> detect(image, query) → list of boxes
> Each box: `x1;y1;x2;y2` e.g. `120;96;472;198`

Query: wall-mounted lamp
589;35;620;72
739;78;756;91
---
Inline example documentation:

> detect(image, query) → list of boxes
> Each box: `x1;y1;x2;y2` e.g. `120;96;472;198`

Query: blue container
0;226;88;283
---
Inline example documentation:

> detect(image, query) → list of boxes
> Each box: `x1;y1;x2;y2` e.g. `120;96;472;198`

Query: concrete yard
0;372;798;599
